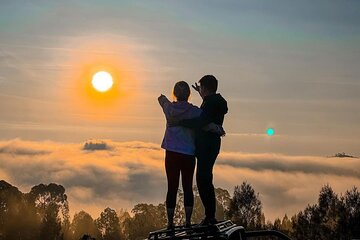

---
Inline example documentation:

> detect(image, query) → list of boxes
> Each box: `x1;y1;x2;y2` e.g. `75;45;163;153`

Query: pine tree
70;211;101;240
227;182;263;230
95;207;122;240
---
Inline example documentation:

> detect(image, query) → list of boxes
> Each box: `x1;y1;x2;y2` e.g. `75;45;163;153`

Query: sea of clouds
1;138;359;221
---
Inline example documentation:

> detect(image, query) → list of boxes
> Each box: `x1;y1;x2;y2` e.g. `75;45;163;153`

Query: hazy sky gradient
1;1;359;155
1;0;360;221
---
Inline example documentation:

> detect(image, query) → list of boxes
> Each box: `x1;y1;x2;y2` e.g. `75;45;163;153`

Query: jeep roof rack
147;220;291;240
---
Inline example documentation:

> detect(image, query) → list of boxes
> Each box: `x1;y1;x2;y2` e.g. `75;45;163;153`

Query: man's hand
192;82;200;92
203;123;226;137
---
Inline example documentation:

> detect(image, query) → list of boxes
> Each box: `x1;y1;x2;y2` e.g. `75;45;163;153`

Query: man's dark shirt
180;93;228;148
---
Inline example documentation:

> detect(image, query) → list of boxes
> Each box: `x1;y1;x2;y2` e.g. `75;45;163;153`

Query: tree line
0;180;359;239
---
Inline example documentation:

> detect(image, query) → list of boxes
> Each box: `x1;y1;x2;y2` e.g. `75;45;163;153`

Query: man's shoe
199;217;218;226
208;217;218;225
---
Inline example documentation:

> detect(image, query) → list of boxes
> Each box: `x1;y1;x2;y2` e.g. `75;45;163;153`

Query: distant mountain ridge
328;152;358;158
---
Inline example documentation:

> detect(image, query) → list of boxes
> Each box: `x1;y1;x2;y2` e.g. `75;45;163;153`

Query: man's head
173;81;191;101
199;75;218;97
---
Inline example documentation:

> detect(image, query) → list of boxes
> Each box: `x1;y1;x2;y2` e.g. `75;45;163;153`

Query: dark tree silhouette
216;187;231;217
291;184;359;239
28;183;70;240
95;207;122;240
70;210;101;240
117;208;131;239
171;187;231;225
227;181;263;230
1;180;360;239
124;203;167;240
40;202;62;240
342;187;360;238
0;180;40;239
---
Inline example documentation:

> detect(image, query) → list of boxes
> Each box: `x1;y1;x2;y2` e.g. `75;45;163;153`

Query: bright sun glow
92;71;113;92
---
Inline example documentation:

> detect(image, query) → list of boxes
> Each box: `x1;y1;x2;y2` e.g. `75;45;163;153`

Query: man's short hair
173;81;190;101
199;75;218;93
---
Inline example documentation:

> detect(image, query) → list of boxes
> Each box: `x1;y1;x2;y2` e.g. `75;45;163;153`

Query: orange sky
1;0;360;222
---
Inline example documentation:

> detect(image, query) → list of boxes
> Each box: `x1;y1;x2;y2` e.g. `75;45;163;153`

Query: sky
1;0;360;221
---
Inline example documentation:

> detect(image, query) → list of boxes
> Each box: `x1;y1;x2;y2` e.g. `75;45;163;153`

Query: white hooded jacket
158;96;202;155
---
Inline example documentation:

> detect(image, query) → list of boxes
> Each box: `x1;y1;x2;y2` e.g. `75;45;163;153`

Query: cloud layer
0;139;359;221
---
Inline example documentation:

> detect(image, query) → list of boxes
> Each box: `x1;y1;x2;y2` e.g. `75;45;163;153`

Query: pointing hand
158;94;166;101
192;82;200;92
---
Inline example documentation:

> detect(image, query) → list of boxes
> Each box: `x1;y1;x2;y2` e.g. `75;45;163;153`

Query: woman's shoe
167;223;175;230
166;224;175;236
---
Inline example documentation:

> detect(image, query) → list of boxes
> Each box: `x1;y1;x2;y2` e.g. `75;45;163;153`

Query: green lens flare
267;128;275;136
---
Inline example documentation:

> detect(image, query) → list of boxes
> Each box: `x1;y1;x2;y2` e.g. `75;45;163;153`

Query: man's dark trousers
196;136;221;219
180;93;228;220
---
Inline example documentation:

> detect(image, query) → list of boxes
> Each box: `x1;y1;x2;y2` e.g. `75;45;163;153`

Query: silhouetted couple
158;75;228;229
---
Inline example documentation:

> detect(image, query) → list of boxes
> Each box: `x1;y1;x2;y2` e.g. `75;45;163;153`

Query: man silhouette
180;75;228;225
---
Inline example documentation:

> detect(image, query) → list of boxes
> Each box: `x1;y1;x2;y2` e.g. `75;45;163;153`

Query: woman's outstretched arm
158;94;175;119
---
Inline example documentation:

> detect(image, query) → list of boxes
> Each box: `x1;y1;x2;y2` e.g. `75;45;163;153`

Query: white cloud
0;139;358;221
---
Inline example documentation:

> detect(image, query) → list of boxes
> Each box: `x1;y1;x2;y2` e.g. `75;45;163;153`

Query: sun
92;71;113;92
